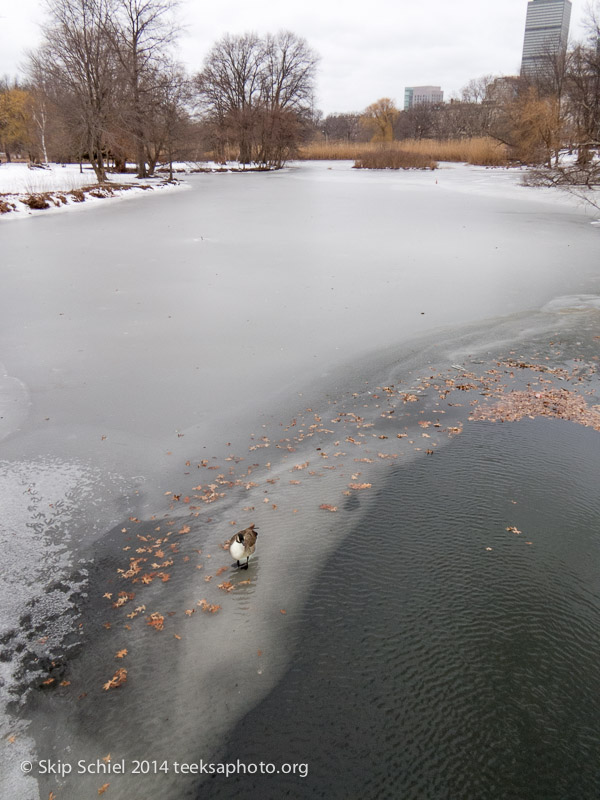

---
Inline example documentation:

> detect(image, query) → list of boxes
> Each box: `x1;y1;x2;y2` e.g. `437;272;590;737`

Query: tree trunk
132;50;147;179
89;134;107;182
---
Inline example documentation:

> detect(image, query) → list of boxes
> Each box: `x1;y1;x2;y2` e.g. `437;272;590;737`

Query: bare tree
30;0;118;181
256;31;318;165
196;33;263;164
394;102;439;141
108;0;179;177
195;31;318;167
321;112;362;142
461;74;495;104
138;60;190;177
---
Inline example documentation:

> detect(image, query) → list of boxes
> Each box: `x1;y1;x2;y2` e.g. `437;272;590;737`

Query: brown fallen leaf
103;668;127;691
115;649;128;659
319;504;338;512
218;581;234;592
146;613;164;631
98;784;109;795
198;599;221;613
348;483;372;490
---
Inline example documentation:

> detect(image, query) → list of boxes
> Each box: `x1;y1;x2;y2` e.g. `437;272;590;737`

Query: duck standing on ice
229;524;258;569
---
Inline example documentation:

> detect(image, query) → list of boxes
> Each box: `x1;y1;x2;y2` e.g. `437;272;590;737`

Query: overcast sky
0;0;589;113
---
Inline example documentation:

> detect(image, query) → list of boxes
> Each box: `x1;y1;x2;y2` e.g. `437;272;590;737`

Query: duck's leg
242;557;249;570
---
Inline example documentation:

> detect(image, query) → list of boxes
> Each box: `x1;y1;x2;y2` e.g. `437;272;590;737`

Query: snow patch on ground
0;162;96;194
0;162;189;220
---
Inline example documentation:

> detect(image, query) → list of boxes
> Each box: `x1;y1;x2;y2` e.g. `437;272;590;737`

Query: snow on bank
0;162;189;220
0;162;97;194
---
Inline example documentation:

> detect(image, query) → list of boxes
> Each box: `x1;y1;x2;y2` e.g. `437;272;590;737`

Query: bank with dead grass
299;137;509;167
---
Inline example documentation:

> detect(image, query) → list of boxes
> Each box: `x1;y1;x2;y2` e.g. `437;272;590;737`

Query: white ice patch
0;456;129;798
0;364;30;442
542;294;600;313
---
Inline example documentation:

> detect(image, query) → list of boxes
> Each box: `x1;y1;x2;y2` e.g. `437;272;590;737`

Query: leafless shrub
23;194;50;209
523;160;600;210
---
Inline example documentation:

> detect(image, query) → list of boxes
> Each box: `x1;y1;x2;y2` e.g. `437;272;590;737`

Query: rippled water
201;417;600;800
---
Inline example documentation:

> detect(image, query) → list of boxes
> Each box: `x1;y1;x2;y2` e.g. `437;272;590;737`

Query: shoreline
0;175;189;220
0;159;289;221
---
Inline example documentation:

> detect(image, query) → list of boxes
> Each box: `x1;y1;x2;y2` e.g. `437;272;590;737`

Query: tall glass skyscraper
520;0;572;76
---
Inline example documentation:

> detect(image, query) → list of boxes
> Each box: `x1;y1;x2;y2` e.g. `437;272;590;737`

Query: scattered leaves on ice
103;668;127;691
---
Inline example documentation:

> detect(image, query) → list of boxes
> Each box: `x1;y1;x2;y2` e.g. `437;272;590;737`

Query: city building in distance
520;0;572;76
403;86;444;111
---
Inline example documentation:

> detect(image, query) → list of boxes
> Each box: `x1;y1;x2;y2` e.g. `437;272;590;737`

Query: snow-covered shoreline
0;160;289;220
0;163;194;220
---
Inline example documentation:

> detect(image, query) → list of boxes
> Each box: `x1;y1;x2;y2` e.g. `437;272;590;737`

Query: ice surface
1;161;599;798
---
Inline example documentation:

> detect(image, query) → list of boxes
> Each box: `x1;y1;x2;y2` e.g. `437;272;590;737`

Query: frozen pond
1;161;599;798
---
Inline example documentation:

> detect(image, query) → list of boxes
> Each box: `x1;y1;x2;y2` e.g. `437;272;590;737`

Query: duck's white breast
230;540;246;560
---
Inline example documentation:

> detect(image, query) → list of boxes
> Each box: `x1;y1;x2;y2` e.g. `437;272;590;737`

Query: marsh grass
354;149;437;170
299;138;509;167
